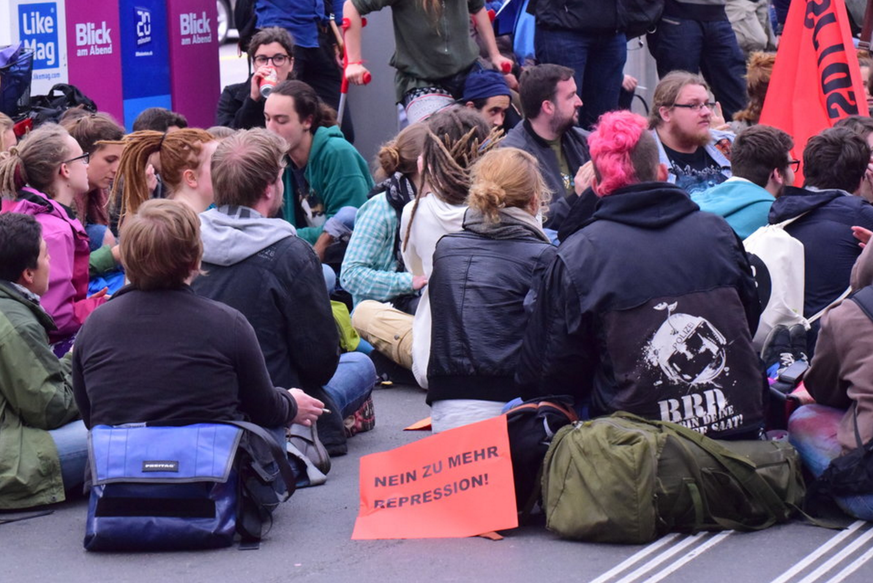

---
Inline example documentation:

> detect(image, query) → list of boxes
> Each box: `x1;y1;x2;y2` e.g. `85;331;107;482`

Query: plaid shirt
340;193;414;305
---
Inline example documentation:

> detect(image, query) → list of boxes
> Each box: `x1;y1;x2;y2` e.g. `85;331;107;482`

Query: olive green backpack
542;412;805;544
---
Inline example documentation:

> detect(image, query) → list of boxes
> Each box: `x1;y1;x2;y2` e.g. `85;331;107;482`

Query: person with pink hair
516;110;765;440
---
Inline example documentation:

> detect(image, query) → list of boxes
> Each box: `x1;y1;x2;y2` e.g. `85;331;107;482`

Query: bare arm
343;0;369;85
471;7;513;73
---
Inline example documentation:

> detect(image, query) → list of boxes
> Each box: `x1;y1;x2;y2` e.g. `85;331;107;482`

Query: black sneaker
761;324;794;373
788;323;809;364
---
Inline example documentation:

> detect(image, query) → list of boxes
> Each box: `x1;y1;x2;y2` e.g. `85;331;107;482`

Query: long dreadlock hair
402;107;501;251
111;128;214;225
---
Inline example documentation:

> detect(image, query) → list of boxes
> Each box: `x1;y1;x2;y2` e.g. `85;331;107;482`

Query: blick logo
75;22;112;56
19;3;58;69
179;11;212;45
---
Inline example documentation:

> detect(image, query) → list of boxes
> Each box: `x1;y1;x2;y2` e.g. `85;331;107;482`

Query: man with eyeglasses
648;71;733;196
692;125;795;239
216;27;297;130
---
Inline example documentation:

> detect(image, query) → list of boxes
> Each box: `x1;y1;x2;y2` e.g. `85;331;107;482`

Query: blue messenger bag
84;422;297;551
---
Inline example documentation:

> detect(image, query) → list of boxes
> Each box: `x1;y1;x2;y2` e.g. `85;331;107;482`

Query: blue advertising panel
119;0;171;129
13;0;68;93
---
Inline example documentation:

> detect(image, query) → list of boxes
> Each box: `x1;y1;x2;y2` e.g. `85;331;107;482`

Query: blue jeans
788;404;873;520
47;419;89;490
535;28;627;129
648;15;747;120
322;352;376;419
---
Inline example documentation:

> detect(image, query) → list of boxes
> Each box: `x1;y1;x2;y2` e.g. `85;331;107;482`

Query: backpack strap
613;412;793;530
218;420;298;497
808;286;853;324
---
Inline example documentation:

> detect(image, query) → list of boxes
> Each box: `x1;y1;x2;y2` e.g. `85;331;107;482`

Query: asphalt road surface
2;383;873;583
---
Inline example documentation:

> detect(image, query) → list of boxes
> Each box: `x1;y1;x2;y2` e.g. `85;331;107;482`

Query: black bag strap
613;412;793;530
850;285;873;322
219;421;298;498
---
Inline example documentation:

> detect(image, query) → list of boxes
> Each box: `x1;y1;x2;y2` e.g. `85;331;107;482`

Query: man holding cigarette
192;129;375;457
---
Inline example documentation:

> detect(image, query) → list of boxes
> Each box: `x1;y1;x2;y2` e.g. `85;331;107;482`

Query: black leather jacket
426;209;556;404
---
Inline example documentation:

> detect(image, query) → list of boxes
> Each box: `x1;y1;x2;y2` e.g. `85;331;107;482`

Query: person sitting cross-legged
0;213;86;509
72;199;326;457
516;110;765;439
192;128;376;456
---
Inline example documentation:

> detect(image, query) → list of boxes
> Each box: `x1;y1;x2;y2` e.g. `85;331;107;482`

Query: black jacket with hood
516;182;765;439
769;186;873;319
191;206;348;451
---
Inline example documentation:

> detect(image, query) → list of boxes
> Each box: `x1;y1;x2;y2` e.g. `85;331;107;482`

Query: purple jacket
3;188;106;342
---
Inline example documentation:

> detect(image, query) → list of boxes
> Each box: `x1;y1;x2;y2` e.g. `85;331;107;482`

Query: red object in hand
487;9;496;22
362;71;372;84
500;62;512;74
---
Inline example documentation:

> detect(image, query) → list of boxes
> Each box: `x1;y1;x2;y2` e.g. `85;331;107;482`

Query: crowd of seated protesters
5;8;873;530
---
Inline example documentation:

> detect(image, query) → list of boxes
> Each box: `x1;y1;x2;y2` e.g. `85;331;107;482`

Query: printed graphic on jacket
603;289;763;438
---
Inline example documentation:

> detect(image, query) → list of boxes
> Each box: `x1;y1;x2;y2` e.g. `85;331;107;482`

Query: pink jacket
2;188;107;343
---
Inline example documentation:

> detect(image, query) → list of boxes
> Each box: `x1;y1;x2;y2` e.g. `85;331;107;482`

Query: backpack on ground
506;397;578;512
84;421;298;551
542;412;804;544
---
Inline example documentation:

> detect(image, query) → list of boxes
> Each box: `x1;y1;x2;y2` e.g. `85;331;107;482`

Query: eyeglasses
253;54;291;67
788;159;801;172
63;152;90;165
671;102;716;112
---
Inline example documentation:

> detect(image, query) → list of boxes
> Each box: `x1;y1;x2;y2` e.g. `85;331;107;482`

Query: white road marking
615;532;708;583
796;527;873;583
770;521;868;583
643;530;734;583
589;534;683;583
825;546;873;583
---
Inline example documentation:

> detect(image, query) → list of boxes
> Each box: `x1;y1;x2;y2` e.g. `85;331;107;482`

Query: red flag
760;0;868;182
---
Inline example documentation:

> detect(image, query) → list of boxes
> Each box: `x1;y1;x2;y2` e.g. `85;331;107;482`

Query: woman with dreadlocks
351;108;497;384
0;124;109;354
110;128;217;229
404;107;497;387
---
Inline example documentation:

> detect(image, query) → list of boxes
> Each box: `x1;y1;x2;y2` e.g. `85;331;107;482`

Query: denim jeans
323;352;376;419
47;419;89;490
535;28;627;130
648;15;747;120
788;404;873;520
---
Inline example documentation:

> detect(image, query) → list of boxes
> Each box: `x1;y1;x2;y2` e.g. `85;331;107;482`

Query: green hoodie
282;125;373;245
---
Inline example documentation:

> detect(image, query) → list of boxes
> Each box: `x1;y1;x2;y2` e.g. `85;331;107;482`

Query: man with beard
649;71;733;196
516;110;764;440
501;64;591;231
